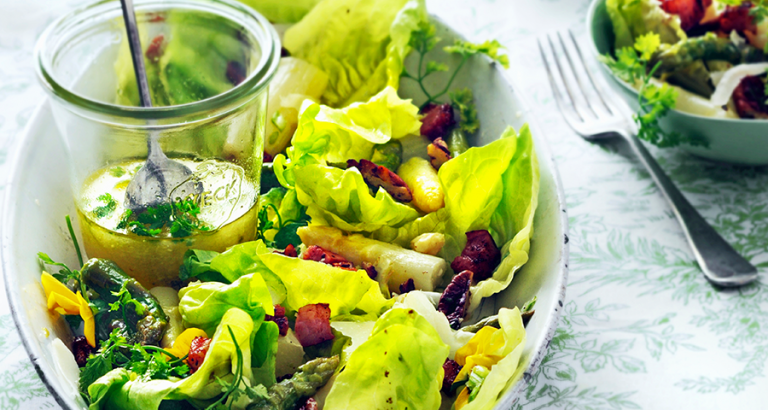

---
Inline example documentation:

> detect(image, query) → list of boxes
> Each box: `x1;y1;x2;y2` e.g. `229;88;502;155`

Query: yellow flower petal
455;386;470;410
166;328;208;359
455;326;506;382
76;292;96;348
42;272;80;315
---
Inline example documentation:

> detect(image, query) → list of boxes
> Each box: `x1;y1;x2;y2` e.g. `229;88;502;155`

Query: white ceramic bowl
0;17;568;409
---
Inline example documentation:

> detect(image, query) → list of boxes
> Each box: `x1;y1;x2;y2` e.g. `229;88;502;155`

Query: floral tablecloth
1;0;766;408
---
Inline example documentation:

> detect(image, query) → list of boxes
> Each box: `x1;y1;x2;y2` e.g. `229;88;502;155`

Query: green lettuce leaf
179;249;225;282
207;241;288;304
370;208;447;247
294;163;421;233
272;86;422;234
283;0;428;107
258;253;390;316
438;125;539;307
178;273;273;335
290;86;421;165
395;291;473;357
235;0;323;23
606;0;686;49
324;308;449;409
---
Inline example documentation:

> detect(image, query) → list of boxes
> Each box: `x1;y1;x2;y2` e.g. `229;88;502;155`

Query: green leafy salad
603;0;768;147
37;0;540;409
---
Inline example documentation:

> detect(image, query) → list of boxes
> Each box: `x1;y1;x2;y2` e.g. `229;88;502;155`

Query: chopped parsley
80;329;189;400
108;166;126;178
116;199;210;238
92;193;117;219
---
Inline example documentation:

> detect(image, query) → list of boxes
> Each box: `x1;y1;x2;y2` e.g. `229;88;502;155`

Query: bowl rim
2;15;570;410
585;0;768;124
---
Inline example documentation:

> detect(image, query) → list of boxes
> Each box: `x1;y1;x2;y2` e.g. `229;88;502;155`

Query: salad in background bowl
588;0;768;165
2;0;569;409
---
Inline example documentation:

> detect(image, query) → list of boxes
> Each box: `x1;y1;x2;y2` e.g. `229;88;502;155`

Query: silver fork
539;31;757;287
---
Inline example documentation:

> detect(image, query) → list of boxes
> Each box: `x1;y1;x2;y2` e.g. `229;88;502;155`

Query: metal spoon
118;0;201;212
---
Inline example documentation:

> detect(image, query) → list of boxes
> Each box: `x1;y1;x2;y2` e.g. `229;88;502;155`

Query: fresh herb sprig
39;215;86;294
401;21;509;106
80;329;189;400
602;33;706;147
256;202;309;249
204;326;268;410
117;199;210;238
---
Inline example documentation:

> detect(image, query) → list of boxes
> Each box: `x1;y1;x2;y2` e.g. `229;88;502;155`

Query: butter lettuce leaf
283;0;428;107
258;253;390;317
438;125;539;307
178;273;273;334
395;291;474;357
294;163;421;233
606;0;686;49
273;87;422;234
324;308;449;410
291;86;421;165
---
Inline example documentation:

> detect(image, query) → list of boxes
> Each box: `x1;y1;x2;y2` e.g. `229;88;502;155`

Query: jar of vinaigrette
35;0;280;287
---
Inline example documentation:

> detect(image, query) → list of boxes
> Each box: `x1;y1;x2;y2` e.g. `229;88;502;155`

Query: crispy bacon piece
187;336;212;373
226;61;247;86
420;103;456;141
302;245;356;270
266;304;290;336
442;359;462;394
275;244;298;258
347;159;413;202
72;336;92;368
437;270;473;329
450;230;501;281
295;303;334;347
298;397;318;410
264;151;274;163
399;278;415;294
660;0;712;32
732;75;768;119
720;2;756;36
428;137;452;170
145;34;165;63
362;262;378;280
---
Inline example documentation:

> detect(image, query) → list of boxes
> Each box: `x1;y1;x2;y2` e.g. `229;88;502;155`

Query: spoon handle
119;0;153;108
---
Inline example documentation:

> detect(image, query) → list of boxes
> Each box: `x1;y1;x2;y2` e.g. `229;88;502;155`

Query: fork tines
538;30;616;126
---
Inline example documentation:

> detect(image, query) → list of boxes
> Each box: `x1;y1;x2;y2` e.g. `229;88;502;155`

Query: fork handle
619;131;757;286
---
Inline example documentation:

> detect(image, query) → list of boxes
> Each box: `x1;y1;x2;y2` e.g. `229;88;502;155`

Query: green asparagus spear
653;33;764;76
247;356;339;410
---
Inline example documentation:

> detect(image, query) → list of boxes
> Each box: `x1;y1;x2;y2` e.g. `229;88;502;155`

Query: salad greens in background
602;0;768;147
36;0;542;409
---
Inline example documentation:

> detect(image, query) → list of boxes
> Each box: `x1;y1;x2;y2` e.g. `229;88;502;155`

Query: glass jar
35;0;280;287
